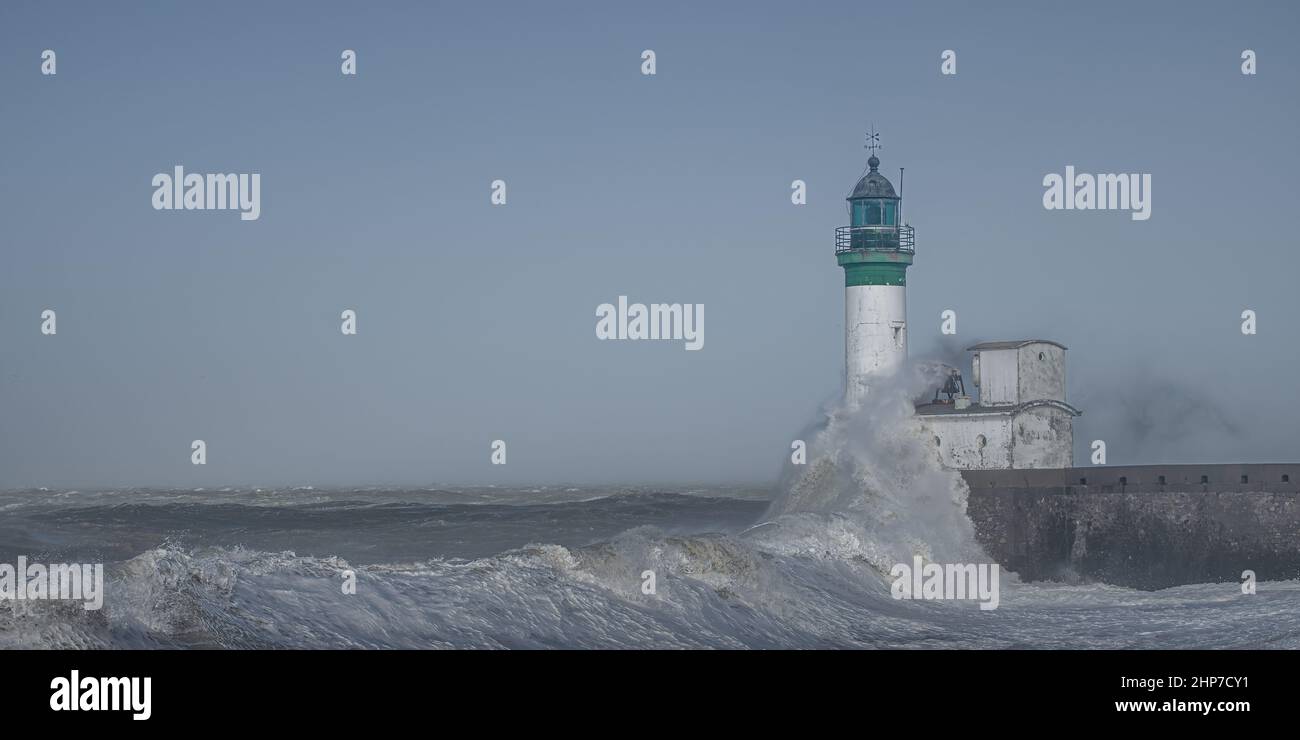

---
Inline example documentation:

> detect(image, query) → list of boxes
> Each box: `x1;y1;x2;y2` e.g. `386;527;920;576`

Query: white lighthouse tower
836;131;914;403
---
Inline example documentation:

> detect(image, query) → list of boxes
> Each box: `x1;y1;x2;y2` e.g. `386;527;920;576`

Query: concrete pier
963;464;1300;589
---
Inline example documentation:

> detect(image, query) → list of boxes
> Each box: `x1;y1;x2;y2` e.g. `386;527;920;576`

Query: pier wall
962;464;1300;589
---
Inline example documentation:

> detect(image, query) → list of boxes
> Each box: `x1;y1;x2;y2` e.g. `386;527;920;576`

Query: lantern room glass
851;200;897;227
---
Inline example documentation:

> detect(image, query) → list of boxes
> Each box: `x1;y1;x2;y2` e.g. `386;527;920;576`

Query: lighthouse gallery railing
834;225;914;254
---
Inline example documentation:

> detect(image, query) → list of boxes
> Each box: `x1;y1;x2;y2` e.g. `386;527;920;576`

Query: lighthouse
837;131;914;403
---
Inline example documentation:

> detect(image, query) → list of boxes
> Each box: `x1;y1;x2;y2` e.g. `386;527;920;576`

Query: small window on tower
976;434;987;449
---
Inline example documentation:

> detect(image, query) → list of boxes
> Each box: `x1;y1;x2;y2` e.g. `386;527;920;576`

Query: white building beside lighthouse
836;141;913;403
914;341;1080;469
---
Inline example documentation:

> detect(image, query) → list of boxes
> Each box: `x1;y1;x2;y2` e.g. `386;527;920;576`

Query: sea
3;379;1297;649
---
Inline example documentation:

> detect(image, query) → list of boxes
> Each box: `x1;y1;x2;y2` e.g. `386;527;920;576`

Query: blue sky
1;1;1297;487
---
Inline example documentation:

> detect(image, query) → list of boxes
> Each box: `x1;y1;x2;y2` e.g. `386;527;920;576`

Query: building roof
848;155;899;200
965;339;1068;352
914;399;1082;417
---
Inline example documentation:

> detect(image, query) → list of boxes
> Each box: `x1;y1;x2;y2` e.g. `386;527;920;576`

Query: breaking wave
3;368;1298;649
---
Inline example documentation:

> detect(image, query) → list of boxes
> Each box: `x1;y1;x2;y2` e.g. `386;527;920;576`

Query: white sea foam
2;368;1296;649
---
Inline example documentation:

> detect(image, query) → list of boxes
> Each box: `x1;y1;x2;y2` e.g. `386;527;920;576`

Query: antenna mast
899;167;904;226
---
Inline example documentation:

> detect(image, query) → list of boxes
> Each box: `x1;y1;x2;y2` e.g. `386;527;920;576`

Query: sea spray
758;362;991;576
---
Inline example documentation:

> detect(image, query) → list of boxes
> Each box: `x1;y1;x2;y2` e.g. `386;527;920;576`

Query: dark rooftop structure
914;399;1082;416
966;340;1069;351
849;155;899;199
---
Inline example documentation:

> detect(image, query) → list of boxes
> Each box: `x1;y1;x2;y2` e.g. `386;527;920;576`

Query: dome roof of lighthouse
849;155;898;200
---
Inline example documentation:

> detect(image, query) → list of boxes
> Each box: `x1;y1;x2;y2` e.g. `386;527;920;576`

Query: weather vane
864;125;881;155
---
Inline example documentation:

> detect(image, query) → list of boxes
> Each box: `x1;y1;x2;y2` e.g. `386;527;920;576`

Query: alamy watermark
152;166;261;221
595;296;704;350
50;670;151;720
0;557;104;610
1043;166;1151;221
890;556;1000;610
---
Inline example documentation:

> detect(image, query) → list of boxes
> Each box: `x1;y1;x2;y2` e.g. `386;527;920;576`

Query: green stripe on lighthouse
843;263;907;286
837;249;913;286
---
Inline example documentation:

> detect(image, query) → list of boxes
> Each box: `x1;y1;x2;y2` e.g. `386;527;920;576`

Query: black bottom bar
2;649;1286;727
